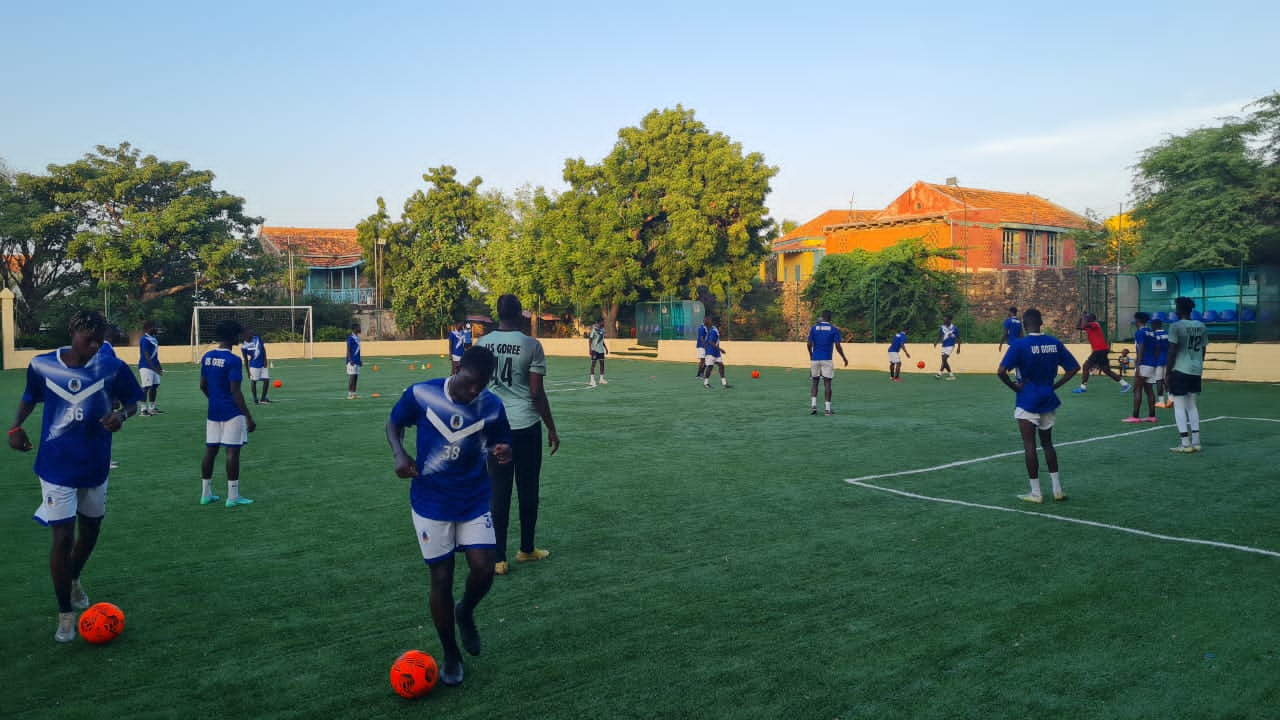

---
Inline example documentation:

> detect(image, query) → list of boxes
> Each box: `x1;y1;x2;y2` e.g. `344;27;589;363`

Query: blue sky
2;1;1275;229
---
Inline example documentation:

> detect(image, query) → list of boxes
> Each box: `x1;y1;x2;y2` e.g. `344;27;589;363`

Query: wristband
8;426;23;435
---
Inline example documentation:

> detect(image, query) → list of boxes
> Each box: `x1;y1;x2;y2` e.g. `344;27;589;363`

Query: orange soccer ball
273;379;282;388
390;650;438;698
78;602;126;644
751;370;760;379
917;361;926;369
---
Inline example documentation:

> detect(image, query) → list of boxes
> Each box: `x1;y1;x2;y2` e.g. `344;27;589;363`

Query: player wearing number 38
8;310;144;643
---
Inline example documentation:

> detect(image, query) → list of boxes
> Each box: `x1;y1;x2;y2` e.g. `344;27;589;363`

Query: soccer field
2;356;1278;719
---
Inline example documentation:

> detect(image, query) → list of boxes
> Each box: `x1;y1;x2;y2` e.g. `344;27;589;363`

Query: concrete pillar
1;288;14;370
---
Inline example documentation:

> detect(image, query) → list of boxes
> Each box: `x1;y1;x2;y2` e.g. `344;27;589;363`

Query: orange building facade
774;181;1088;285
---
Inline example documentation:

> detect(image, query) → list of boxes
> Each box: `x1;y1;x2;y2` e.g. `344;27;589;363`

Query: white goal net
191;306;314;362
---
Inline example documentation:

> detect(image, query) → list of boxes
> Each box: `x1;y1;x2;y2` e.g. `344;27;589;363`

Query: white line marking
845;416;1280;559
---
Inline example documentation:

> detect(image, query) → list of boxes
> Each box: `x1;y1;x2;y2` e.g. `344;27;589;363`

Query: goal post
191;306;314;362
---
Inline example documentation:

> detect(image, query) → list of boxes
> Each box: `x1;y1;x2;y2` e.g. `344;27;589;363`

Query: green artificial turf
1;356;1277;719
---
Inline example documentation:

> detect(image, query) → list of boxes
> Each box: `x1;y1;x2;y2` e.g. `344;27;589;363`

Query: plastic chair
1242;308;1256;322
1201;310;1218;322
1217;309;1236;322
1190;310;1203;321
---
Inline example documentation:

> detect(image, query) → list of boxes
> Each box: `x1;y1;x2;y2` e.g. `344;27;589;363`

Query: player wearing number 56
9;309;144;643
385;345;513;687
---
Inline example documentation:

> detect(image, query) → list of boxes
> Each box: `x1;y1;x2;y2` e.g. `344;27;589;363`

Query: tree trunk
603;303;620;339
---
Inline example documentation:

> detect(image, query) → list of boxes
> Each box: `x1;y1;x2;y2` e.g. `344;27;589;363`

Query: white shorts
810;360;834;379
703;355;724;367
696;348;706;359
888;351;901;363
941;346;955;357
249;366;269;381
1152;365;1166;382
140;368;161;387
347;363;361;376
206;416;249;447
450;354;462;363
1014;407;1056;430
34;478;108;525
412;510;496;564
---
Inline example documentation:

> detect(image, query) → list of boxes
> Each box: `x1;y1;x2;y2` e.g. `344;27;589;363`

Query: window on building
1002;229;1019;265
1046;233;1063;267
1025;231;1041;267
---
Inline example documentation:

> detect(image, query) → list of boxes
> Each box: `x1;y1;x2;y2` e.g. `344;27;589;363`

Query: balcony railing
307;287;375;305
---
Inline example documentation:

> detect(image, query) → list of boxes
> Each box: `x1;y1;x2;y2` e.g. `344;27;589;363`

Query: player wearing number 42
386;345;513;687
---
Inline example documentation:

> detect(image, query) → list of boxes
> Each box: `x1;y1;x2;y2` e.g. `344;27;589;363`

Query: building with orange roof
258;227;373;306
771;181;1091;337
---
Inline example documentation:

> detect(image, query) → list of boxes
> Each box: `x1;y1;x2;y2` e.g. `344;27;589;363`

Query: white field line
845;416;1280;559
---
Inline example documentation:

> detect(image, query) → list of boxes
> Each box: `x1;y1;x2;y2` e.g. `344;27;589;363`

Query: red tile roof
259;227;363;269
774;209;879;252
922;183;1086;229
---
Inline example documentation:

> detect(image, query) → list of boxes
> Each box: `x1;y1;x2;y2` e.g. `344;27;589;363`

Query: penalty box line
844;416;1280;560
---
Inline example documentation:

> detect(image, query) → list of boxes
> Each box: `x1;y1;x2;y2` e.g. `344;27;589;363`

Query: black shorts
1086;349;1110;367
590;351;605;360
1167;370;1202;396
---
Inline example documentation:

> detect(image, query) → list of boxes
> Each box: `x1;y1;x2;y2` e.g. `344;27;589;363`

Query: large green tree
557;106;778;332
1131;93;1280;269
371;166;501;336
805;238;960;342
1;168;91;334
35;144;264;329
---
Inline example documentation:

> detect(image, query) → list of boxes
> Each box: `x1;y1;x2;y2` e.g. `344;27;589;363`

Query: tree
804;238;960;342
481;185;572;336
558;106;778;332
1131;93;1280;269
377;166;501;336
0;169;91;334
32;144;264;330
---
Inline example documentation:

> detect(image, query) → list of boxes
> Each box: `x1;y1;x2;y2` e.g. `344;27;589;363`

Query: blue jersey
696;324;708;350
939;324;958;348
1003;317;1023;342
98;341;117;360
201;348;245;422
1134;326;1159;367
23;349;144;488
346;333;362;366
704;326;722;358
139;333;160;371
449;329;466;357
1000;333;1080;414
1154;328;1169;367
888;331;908;353
240;336;266;369
389;378;512;522
807;321;841;361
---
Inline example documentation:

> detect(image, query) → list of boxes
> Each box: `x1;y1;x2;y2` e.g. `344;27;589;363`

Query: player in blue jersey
346;322;362;399
449;321;467;374
138;319;164;414
807;310;849;414
387;345;513;688
1124;312;1159;423
240;328;270;405
933;314;960;379
9;310;143;642
1151;318;1171;408
997;308;1080;504
695;320;709;378
998;306;1023;352
887;326;911;382
702;316;730;388
201;320;258;508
